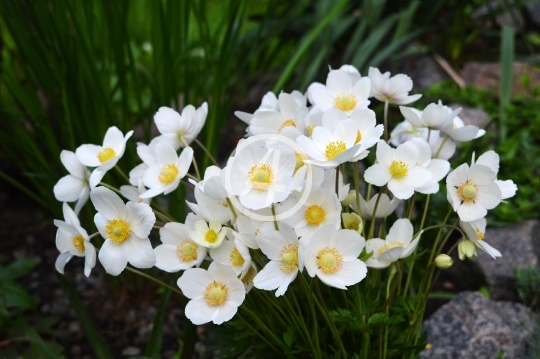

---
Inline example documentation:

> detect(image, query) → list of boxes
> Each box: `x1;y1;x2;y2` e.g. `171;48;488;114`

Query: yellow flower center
354;130;362;145
72;235;85;253
307;125;314;135
475;227;485;240
158;164;179;184
205;229;219;244
305;205;325;225
248;163;274;190
279;119;296;132
105;219;130;245
457;180;478;203
279;244;299;274
230;248;245;266
334;93;357;112
176;239;198;262
97;147;116;163
203;281;228;306
317;247;343;274
390;160;409;179
325;141;347;160
378;241;405;256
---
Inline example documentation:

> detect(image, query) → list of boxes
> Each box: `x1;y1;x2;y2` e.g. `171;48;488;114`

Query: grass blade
144;284;173;358
500;25;514;142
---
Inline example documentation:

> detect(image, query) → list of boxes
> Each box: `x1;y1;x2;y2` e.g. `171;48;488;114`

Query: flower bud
458;240;477;260
341;190;356;206
342;212;363;233
434;254;453;269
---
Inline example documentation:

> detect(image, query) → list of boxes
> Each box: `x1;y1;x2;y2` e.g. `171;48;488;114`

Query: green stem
194;137;219;167
98;182;121;194
352;162;363;221
114;165;130;183
125;266;183;296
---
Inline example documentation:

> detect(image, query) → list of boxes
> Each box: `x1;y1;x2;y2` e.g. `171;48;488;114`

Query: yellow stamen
457;180;478;203
248;163;274;190
230;248;245;266
378;241;405;256
105;219;130;245
390;160;408;179
279;244;299;274
295;152;306;173
317;247;343;274
72;235;85;253
158;164;179;184
203;281;228;306
176;239;198;262
355;130;362;145
307;125;314;136
279;119;296;132
205;229;219;244
305;205;325;225
97;147;116;163
325;141;347;160
334;93;357;112
475;227;485;240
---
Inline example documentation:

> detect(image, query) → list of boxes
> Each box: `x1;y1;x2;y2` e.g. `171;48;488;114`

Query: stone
475;220;540;301
450;104;495;134
421;291;536;359
525;2;540;27
121;346;141;357
399;53;450;91
460;62;540;99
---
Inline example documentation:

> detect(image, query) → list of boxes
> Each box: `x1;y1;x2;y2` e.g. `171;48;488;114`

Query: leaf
144;279;173;358
283;327;294;349
0;257;39;281
14;316;65;359
367;312;405;326
3;282;36;310
56;272;114;359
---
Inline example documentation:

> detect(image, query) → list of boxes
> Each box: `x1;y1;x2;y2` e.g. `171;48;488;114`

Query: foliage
0;256;65;358
422;81;540;223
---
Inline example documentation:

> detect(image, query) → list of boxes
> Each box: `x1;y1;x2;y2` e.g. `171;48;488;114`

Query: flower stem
194;138;219;167
114;165;130;183
98;182;121;194
124;266;183;296
384;100;389;142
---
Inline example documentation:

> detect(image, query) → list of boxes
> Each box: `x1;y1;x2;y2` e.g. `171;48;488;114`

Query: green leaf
14;316;65;359
283;327;294;349
144;281;173;358
0;257;39;281
3;282;36;310
367;312;405;326
56;272;114;359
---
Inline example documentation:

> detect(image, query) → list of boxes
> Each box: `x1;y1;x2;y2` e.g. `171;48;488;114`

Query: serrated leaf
368;312;405;326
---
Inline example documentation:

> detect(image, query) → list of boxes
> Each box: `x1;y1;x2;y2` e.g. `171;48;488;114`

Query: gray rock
121;346;141;357
421;291;536;359
399;53;449;91
526;2;540;27
475;220;540;301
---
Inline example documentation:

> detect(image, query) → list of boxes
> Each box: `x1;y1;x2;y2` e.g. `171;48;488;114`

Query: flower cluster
53;64;516;326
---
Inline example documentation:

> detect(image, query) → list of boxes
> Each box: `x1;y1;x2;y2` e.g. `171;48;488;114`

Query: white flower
233;214;274;249
140;143;193;198
310;69;371;115
350;192;401;220
253;223;303;296
235;92;279;126
365;219;421;268
76;126;133;187
189;165;228;200
154;222;207;272
399;101;461;131
474;151;517;200
460;218;501;259
186;187;234;225
91;186;156;276
320;168;350;202
389;119;422;147
408;138;450;194
248;92;308;137
222;140;296;210
53;150;91;214
54;203;96;277
303;225;367;289
177;262;246;325
446;159;502;222
154;103;208;149
296;120;367;168
120;179;151;205
190;220;228;249
280;188;341;240
368;67;421;105
241;263;258;293
210;237;251;278
364;140;433;200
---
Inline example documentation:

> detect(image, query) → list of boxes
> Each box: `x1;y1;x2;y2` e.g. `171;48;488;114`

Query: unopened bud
434;254;453;269
341;190;356;206
458;240;477;260
342;212;363;233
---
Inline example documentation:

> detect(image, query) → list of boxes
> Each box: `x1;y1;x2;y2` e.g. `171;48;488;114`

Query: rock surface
421;291;536;359
475;220;540;301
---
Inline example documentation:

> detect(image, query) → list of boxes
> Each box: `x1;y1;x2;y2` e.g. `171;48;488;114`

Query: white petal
184;297;215;325
76;144;103;167
55;252;73;274
90;186;127;220
54;175;86;202
126;202;155;239
98;240;129;276
177;268;212;298
60;150;87;178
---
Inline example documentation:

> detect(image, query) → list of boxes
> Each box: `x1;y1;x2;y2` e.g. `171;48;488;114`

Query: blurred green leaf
144;282;172;358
